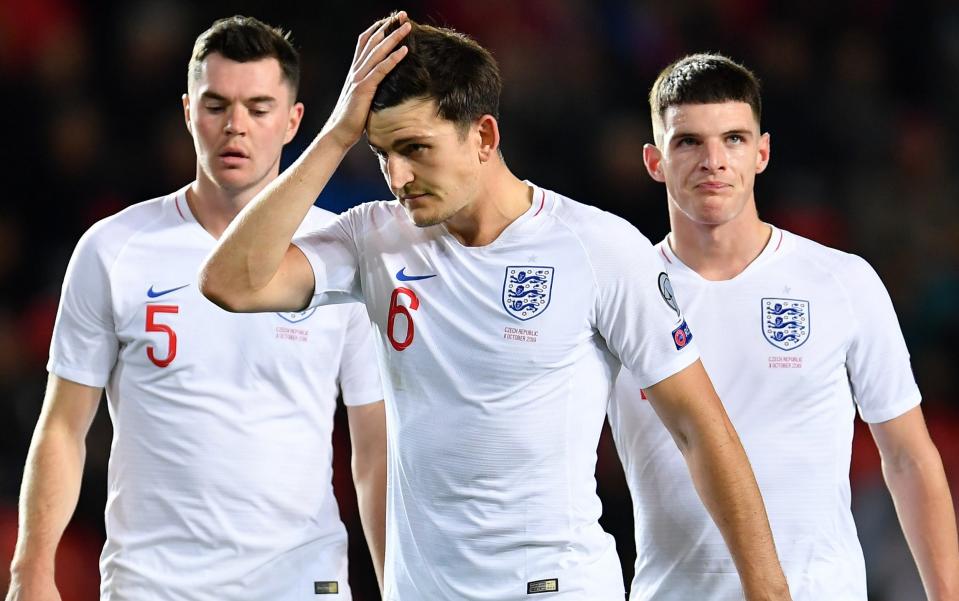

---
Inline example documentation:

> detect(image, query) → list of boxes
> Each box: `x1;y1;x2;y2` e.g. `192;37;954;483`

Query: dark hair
188;15;300;96
649;53;761;132
372;16;501;128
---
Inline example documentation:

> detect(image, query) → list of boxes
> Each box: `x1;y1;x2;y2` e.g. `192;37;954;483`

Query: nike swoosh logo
147;284;190;298
396;267;437;282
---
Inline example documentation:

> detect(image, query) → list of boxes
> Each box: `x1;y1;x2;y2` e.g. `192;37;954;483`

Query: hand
5;572;62;601
321;12;412;150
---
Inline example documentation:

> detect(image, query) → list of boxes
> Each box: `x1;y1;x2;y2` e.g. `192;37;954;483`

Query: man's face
183;53;303;195
367;98;483;227
645;101;769;227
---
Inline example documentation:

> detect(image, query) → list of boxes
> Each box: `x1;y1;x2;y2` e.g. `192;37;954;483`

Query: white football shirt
48;186;382;600
295;183;699;600
608;227;921;601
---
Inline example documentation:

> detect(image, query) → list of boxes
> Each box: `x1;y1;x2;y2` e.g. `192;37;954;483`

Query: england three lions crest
503;266;554;321
762;298;810;350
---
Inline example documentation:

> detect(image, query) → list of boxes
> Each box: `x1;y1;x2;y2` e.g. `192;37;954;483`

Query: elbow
198;266;248;313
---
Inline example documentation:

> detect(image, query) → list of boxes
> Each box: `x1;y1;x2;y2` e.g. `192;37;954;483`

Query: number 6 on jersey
387;287;419;351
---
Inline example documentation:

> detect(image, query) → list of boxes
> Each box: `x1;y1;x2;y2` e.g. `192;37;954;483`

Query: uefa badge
762;298;810;350
502;266;554;321
277;307;318;323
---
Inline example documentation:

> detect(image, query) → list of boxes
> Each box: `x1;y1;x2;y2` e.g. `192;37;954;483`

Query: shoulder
786;230;879;283
75;194;172;261
311;199;401;226
346;199;403;220
342;199;407;236
298;205;338;232
543;189;655;253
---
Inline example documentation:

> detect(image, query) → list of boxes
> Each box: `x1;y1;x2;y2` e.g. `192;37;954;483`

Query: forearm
683;422;790;601
9;422;87;581
200;132;351;310
883;447;959;600
646;362;790;600
352;451;387;591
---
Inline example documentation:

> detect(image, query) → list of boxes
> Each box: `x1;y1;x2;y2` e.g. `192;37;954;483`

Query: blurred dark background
1;0;957;599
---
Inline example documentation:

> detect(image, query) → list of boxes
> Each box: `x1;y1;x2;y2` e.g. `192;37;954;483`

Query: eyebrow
670;129;754;143
368;135;432;154
672;128;753;139
200;91;277;104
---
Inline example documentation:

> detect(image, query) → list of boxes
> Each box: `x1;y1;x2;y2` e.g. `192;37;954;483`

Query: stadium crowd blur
1;0;957;599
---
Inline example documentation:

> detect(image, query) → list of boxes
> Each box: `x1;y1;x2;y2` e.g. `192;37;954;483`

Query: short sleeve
586;217;700;388
842;255;921;423
47;226;119;387
293;209;365;307
338;303;383;407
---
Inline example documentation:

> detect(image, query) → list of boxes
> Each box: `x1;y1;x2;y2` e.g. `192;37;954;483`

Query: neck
445;162;532;247
186;169;275;239
667;199;771;281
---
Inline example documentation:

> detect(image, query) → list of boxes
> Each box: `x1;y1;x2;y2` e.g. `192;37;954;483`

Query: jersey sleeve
47;225;118;388
338;303;383;407
586;217;700;388
841;255;922;423
293;208;365;307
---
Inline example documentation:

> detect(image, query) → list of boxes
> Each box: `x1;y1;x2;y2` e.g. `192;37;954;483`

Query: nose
385;155;414;192
224;105;249;136
699;138;727;172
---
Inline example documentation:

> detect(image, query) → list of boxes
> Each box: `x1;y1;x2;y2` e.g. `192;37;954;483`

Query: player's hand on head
321;11;411;149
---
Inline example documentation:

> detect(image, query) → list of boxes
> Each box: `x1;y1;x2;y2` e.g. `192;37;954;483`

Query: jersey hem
47;362;109;388
858;392;922;424
631;345;701;390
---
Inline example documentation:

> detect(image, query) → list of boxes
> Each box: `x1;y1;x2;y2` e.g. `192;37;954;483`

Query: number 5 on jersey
387;287;419;351
146;304;178;367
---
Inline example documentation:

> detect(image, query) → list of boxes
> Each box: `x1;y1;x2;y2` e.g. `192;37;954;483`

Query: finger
352;20;385;63
356;13;408;69
353;12;404;62
361;45;409;88
355;21;411;82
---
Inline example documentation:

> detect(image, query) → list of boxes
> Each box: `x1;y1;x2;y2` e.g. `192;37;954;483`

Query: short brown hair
649;53;761;141
372;16;502;128
188;15;300;96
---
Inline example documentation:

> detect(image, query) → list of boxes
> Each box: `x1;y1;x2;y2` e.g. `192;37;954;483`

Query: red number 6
146;304;179;367
387;287;419;351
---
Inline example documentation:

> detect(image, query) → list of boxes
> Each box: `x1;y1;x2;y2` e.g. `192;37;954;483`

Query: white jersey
295;183;699;600
609;227;921;601
48;186;382;600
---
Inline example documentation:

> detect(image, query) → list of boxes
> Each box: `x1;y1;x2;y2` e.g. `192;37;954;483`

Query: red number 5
146;304;179;367
387;287;419;351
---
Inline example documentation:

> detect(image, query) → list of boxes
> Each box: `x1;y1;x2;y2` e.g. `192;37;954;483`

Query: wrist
316;123;359;155
10;555;55;580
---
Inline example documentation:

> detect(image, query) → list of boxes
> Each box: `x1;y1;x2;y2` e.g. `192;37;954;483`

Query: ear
182;94;192;134
643;143;666;183
284;101;305;144
756;131;771;174
476;114;500;162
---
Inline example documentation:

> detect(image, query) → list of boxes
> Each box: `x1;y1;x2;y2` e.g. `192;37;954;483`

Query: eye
677;136;698;147
727;134;744;144
402;143;427;156
250;107;270;117
204;104;225;113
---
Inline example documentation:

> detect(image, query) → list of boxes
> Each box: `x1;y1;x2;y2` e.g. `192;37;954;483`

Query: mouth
695;181;730;191
218;148;250;167
400;192;430;204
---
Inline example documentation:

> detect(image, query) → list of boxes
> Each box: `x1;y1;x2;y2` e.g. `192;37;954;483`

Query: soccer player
200;14;792;601
609;53;959;600
6;16;385;601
